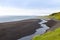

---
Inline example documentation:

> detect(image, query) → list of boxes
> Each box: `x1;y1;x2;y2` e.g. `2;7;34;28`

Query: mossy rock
32;27;60;40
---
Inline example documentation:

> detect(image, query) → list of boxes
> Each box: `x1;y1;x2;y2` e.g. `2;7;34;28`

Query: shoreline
0;19;42;40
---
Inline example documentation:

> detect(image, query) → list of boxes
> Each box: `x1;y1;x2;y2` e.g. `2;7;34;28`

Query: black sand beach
0;19;41;40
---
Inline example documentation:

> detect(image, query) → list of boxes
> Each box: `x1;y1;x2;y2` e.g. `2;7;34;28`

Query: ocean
0;16;36;23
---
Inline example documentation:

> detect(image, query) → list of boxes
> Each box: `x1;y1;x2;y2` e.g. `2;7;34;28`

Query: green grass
37;12;60;20
49;12;60;20
32;27;60;40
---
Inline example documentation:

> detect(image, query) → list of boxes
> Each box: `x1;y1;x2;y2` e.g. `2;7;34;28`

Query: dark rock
44;20;57;28
0;19;41;40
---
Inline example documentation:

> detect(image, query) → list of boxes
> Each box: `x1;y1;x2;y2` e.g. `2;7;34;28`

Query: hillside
32;12;60;40
37;12;60;20
49;12;60;20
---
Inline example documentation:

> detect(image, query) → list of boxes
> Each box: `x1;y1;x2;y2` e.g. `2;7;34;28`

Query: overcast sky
0;0;60;16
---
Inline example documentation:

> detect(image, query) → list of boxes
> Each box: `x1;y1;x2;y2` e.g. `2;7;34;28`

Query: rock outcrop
0;19;41;40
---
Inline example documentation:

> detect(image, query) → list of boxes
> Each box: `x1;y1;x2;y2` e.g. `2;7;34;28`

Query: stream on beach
0;16;49;40
18;19;49;40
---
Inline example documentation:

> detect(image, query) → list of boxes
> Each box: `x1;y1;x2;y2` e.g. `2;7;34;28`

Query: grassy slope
49;12;60;20
37;12;60;20
32;12;60;40
32;27;60;40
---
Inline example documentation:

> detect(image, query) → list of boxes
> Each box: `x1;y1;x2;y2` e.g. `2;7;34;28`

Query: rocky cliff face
0;19;41;40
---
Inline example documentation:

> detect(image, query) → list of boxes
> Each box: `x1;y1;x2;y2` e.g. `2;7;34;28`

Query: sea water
0;16;36;23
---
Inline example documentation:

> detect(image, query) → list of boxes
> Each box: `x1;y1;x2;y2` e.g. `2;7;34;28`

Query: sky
0;0;60;16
